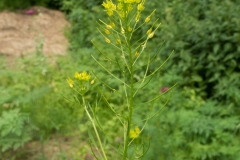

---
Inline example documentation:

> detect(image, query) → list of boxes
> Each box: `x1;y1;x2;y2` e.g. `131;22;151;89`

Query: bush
61;0;103;49
0;0;61;11
0;53;83;140
150;0;240;106
143;84;240;160
0;109;31;152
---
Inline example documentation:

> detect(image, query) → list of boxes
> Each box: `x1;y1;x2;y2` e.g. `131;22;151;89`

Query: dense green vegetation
0;0;61;10
1;0;240;159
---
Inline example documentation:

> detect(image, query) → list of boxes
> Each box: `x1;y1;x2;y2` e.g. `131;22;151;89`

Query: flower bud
105;38;111;43
145;16;150;23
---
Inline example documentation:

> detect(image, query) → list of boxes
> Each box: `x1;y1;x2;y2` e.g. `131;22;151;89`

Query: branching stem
82;96;108;160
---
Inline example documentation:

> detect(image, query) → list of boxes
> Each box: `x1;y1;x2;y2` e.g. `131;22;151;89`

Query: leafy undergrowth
2;131;92;160
0;49;121;160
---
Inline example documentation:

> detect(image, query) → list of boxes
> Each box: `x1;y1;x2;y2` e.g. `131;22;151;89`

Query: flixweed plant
67;0;176;159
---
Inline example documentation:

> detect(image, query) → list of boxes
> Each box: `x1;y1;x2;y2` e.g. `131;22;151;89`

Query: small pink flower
160;87;169;93
26;9;35;15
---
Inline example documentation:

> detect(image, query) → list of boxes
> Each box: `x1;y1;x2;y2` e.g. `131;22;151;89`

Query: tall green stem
122;27;134;160
82;96;108;160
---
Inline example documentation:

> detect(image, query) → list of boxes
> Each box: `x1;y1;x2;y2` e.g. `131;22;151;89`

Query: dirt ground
0;6;69;60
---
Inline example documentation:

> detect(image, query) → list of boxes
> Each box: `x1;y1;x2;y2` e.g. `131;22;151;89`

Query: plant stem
122;27;134;160
82;96;108;160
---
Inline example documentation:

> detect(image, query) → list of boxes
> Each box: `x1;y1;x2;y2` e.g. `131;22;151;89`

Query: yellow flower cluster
100;0;148;47
137;2;144;11
67;71;93;95
100;0;157;47
102;0;116;16
130;127;140;139
102;0;143;18
74;71;91;81
118;0;141;3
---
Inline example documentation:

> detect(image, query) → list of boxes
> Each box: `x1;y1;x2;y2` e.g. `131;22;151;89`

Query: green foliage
150;0;240;105
144;84;240;160
64;0;240;104
0;0;61;11
62;0;240;159
119;1;240;158
0;53;86;151
0;47;122;158
1;0;240;159
61;0;103;49
0;109;31;152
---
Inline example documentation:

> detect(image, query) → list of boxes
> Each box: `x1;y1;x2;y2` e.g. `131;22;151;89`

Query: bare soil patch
0;6;69;61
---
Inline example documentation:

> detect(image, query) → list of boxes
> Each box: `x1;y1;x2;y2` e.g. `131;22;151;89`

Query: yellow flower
135;0;141;3
121;27;125;34
106;24;112;29
102;1;116;16
124;0;135;3
67;78;74;88
117;3;123;10
105;29;110;35
110;22;115;28
145;16;150;22
116;39;121;44
91;79;95;84
105;38;111;43
119;11;125;18
142;43;146;49
74;71;91;81
146;28;152;35
127;4;133;11
81;71;91;81
128;27;132;32
137;3;144;11
135;51;139;57
102;1;116;10
130;127;140;139
148;32;154;39
74;72;80;79
107;10;114;16
136;13;141;22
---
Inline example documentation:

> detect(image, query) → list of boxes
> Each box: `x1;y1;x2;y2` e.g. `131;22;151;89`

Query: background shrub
152;0;240;105
0;0;62;11
63;0;240;104
0;109;31;152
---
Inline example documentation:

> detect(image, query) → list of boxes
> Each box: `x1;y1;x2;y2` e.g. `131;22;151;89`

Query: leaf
213;44;220;54
192;74;202;82
1;142;12;152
